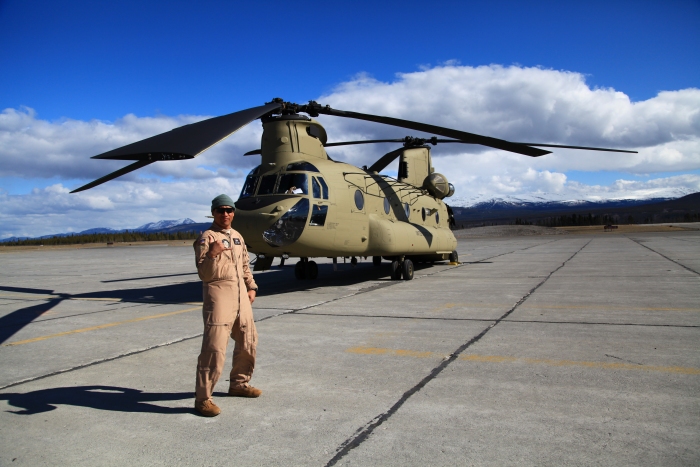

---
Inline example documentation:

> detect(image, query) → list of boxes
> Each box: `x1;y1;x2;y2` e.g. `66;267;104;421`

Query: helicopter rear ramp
1;231;698;465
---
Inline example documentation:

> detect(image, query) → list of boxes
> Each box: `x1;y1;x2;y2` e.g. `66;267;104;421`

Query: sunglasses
215;207;235;214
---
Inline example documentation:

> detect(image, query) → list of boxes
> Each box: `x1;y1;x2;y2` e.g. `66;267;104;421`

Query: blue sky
1;0;699;238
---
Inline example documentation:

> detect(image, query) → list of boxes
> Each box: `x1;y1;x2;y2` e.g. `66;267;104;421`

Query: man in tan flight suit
193;194;260;417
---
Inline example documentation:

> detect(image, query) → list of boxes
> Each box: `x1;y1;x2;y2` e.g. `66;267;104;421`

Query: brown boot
228;385;262;398
195;399;221;417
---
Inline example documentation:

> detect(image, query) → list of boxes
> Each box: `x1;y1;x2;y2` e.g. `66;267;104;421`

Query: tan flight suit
193;224;258;402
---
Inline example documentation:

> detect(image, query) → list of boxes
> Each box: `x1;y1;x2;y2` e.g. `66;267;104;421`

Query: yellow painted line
2;306;201;347
347;346;444;359
0;294;203;307
345;346;700;375
460;354;700;375
427;302;700;313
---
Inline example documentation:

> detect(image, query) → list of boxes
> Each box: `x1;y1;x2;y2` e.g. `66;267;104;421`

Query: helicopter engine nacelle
423;173;455;199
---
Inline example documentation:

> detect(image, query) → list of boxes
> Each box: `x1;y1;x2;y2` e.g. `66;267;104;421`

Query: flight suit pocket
202;280;237;325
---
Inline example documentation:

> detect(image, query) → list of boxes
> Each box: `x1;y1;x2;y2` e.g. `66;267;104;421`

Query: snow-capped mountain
133;219;196;231
0;219;200;242
446;187;696;209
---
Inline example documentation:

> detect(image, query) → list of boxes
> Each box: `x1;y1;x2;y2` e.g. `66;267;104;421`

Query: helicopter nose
262;198;309;247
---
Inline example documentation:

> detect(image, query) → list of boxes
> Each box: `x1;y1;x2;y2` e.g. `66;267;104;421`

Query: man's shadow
0;385;194;415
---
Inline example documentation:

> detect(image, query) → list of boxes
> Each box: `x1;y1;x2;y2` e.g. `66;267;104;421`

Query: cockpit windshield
276;173;308;195
239;166;261;198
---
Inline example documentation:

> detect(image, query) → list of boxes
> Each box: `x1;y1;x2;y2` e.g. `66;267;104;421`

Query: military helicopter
71;99;636;280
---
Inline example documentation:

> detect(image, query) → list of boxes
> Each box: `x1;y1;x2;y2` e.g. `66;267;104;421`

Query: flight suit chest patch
233;238;241;245
222;239;231;248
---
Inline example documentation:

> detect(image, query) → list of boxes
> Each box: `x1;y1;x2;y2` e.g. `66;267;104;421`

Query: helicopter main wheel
390;260;402;280
401;259;414;281
351;256;358;266
373;256;382;267
307;261;318;280
449;250;459;263
294;260;306;280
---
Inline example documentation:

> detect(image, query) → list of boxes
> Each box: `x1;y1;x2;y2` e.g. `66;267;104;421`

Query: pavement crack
324;239;590;466
605;354;643;366
627;237;699;275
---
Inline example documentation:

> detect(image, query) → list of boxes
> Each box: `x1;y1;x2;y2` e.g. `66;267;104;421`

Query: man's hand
248;289;256;304
206;235;231;258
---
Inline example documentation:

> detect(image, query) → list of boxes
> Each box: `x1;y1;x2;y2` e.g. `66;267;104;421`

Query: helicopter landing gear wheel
351;256;358;266
307;260;318;280
449;250;459;263
401;258;414;280
373;256;382;267
294;260;306;280
390;260;402;280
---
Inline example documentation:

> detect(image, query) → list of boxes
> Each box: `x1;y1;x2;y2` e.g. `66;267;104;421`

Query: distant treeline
454;211;700;229
2;230;200;247
529;212;700;227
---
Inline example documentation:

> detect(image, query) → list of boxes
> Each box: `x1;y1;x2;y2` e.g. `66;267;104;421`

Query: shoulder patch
233;238;241;245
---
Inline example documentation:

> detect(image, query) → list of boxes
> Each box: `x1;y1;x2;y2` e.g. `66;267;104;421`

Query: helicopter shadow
0;260;409;344
0;385;192;415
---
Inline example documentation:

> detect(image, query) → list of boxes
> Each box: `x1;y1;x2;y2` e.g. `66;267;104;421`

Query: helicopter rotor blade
92;102;282;161
367;147;406;173
324;139;407;147
305;102;551;157
512;142;637;153
70;160;156;193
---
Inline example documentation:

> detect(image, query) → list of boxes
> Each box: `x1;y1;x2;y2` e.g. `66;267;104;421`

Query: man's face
212;206;234;229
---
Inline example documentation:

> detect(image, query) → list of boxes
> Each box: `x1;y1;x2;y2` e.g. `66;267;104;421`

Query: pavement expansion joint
628;237;700;275
0;334;203;391
324;240;591;466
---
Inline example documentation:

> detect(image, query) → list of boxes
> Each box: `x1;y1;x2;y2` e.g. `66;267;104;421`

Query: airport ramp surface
1;232;699;466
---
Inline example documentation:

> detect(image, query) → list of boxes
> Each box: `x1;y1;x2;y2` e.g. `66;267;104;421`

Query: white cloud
1;64;699;238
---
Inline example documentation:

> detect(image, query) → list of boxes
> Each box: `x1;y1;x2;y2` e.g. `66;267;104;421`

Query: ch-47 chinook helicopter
71;98;636;281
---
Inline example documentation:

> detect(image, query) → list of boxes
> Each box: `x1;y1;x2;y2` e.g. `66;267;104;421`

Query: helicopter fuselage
232;115;457;262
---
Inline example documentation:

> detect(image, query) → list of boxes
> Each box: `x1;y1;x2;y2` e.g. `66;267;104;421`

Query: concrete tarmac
0;232;698;466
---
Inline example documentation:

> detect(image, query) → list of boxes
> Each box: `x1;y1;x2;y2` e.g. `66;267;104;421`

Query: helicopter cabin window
312;177;321;198
383;197;390;214
318;177;328;199
436;212;440;224
276;173;308;195
404;203;410;219
306;125;322;140
286;162;319;172
354;190;364;210
421;207;427;221
309;204;328;226
258;174;277;195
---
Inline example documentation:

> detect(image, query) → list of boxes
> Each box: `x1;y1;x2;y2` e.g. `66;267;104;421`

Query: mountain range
0;218;207;243
3;192;699;242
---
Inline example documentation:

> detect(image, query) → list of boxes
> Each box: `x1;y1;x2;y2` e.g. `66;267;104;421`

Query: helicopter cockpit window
276;173;308;195
286;162;319;172
240;175;258;198
318;177;328;199
258;174;277;195
354;190;365;210
312;177;321;198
